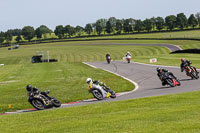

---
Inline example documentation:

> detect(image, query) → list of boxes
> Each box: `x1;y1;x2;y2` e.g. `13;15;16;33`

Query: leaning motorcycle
28;90;61;110
88;82;116;100
184;66;199;79
162;72;181;87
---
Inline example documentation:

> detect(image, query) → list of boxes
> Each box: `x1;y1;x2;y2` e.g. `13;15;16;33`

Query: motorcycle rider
125;51;131;57
106;53;111;62
106;53;111;59
180;58;198;74
156;67;177;86
86;78;113;93
26;85;50;99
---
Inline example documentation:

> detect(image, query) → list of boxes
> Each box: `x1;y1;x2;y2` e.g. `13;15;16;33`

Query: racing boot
161;80;166;86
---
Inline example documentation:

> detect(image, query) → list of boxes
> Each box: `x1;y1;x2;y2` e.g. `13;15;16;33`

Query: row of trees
0;25;52;44
0;12;200;44
55;12;200;37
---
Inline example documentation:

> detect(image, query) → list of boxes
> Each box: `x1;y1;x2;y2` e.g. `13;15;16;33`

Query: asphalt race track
3;44;199;114
85;61;200;102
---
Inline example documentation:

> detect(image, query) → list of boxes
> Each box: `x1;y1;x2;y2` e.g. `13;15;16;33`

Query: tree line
0;12;200;44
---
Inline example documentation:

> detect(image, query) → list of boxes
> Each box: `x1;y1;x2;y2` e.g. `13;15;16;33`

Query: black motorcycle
106;54;111;64
161;72;181;87
28;90;61;110
184;66;199;79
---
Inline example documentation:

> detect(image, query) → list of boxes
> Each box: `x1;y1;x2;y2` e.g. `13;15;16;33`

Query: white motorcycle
126;55;131;63
123;55;131;63
88;82;116;100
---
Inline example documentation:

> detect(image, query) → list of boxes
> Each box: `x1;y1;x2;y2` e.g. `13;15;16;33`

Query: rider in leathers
106;54;111;59
125;51;131;57
156;67;176;86
86;78;113;93
26;85;50;100
180;58;198;75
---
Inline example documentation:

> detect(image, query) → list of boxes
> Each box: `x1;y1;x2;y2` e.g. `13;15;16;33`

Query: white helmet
127;51;130;54
86;78;92;84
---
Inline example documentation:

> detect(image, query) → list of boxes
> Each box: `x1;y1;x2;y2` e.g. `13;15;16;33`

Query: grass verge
0;90;200;133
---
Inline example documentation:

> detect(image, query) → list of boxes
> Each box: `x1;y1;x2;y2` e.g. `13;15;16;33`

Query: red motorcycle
126;55;131;63
161;72;181;87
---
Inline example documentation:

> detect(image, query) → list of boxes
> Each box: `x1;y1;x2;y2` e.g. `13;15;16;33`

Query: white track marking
129;61;200;70
83;62;139;96
83;62;97;68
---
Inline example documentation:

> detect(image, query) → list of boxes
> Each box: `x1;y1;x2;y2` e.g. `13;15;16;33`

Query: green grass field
1;31;200;133
1;91;200;133
90;30;200;39
1;40;200;113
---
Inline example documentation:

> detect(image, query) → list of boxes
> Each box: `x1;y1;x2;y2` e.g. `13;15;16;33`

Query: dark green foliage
4;31;12;43
22;26;35;41
15;35;22;43
35;25;52;39
176;13;188;29
115;20;123;34
95;19;107;35
188;14;198;29
106;21;112;34
64;25;75;38
155;17;165;31
85;24;93;35
54;25;64;39
150;17;156;31
108;17;117;33
95;20;103;35
143;18;152;32
134;19;144;32
0;32;5;44
195;12;200;27
7;29;22;36
35;27;42;39
165;15;176;30
75;25;84;37
123;19;132;33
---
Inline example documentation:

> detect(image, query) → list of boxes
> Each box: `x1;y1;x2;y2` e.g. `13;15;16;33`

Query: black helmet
156;67;161;72
26;85;32;91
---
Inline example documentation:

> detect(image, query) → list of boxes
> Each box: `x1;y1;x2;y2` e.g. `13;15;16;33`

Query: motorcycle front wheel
166;79;175;87
92;89;104;100
51;98;61;108
109;91;116;98
107;60;111;64
191;71;199;79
